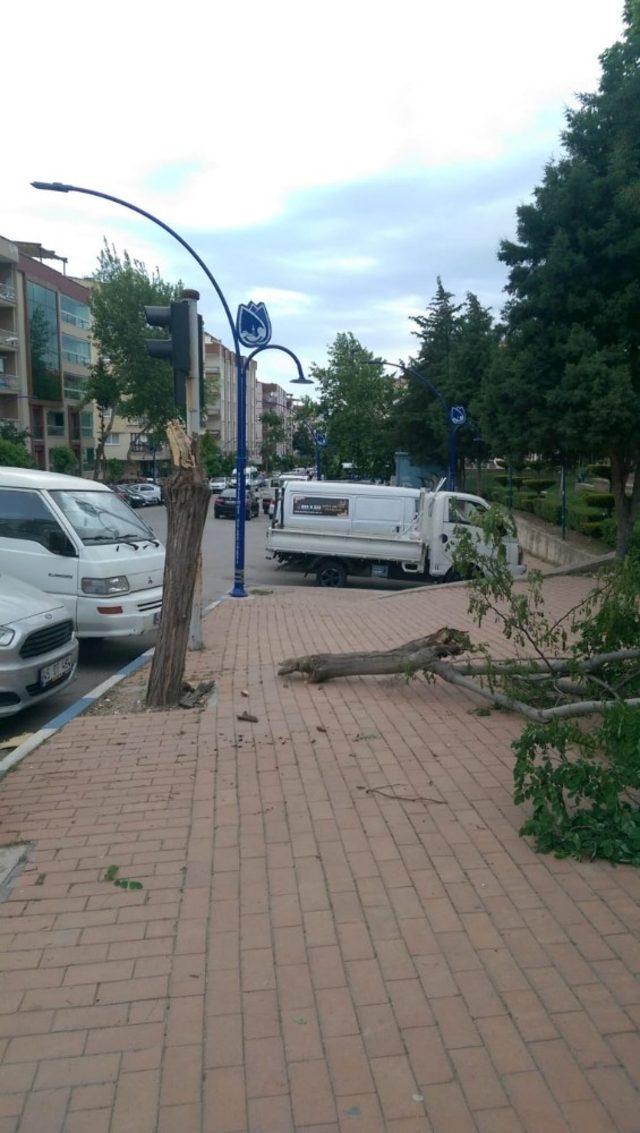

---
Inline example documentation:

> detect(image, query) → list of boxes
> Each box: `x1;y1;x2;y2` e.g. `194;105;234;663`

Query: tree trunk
278;628;472;682
610;452;640;557
146;426;211;708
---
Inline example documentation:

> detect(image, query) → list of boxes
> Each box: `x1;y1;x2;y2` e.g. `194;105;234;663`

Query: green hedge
587;463;611;482
582;492;615;512
532;497;562;525
521;477;556;495
492;474;523;489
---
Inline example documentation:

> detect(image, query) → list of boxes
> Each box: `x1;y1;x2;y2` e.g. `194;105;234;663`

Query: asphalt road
0;502;424;747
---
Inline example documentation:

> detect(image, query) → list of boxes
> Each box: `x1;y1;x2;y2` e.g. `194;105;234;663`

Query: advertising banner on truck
292;495;349;517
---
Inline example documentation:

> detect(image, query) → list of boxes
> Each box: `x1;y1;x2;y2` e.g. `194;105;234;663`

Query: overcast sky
5;0;624;386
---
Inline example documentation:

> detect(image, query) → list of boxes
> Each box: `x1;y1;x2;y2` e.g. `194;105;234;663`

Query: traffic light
144;301;191;414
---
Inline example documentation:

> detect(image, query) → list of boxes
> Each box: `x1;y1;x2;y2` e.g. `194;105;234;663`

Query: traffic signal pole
183;290;204;650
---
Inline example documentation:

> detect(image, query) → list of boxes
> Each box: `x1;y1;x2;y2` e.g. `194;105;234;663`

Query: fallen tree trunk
279;630;640;721
278;628;472;683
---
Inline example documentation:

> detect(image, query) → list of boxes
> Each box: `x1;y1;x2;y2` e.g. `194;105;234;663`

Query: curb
0;598;224;779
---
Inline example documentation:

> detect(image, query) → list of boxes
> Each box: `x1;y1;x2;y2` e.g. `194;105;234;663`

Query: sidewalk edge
0;599;224;779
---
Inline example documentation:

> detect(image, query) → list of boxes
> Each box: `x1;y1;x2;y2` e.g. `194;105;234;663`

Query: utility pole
183;289;204;650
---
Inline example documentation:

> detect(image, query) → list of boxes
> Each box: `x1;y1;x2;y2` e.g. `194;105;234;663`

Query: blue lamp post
31;180;313;598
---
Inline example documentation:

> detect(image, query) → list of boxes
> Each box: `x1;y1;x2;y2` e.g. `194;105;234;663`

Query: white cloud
7;0;622;250
3;0;624;385
245;288;313;317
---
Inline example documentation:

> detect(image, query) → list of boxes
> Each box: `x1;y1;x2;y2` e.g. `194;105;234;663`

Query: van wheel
316;559;347;588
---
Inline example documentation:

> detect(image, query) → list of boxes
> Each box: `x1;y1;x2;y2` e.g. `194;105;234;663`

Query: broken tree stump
278;628;472;683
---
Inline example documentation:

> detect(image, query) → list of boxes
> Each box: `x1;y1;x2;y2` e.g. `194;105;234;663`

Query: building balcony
0;281;16;304
61;349;90;368
61;311;91;331
0;329;19;350
0;372;19;393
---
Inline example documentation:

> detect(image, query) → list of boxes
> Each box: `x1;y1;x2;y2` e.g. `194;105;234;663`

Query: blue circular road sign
449;405;467;426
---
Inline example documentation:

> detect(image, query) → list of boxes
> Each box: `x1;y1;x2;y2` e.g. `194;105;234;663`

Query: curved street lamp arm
31;181;240;354
243;342;308;383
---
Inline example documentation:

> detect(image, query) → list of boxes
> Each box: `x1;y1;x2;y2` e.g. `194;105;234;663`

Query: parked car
133;483;162;506
209;478;228;493
213;488;260;519
115;484;145;508
0;573;79;717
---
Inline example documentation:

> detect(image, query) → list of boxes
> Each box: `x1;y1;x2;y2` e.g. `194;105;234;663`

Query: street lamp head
31;181;73;193
289;363;313;385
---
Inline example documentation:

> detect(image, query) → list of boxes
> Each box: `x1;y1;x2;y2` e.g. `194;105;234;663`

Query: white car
0;574;79;717
134;483;162;505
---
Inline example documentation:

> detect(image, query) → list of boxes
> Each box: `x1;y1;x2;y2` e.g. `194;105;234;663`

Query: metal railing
61;310;91;330
61;349;90;367
0;282;16;303
0;328;19;348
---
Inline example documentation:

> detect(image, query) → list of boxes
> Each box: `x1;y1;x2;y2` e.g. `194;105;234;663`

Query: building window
80;411;94;438
27;280;61;402
82;448;95;469
63;372;87;401
61;334;91;368
104;433;120;445
60;295;91;330
46;410;65;437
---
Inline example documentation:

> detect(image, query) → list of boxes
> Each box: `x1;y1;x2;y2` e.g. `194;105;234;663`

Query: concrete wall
514;512;602;567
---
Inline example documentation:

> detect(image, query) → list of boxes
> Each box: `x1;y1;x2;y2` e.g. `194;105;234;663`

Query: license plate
40;654;74;688
153;611;161;626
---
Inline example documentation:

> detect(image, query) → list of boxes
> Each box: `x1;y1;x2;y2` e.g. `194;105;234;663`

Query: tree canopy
311;333;395;480
88;242;182;468
487;3;640;552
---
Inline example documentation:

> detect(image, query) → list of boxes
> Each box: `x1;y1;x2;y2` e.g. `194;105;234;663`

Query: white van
266;480;525;586
0;468;165;638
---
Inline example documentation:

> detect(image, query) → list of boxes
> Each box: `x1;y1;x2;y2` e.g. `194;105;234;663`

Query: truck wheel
316;559;347;588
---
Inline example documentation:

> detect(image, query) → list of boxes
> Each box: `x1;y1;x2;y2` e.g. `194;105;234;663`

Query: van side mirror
48;529;77;557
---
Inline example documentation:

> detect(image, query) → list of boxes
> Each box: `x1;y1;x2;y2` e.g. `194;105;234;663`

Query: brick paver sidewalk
1;577;639;1132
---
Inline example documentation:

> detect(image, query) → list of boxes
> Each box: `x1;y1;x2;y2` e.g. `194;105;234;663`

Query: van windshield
50;490;156;545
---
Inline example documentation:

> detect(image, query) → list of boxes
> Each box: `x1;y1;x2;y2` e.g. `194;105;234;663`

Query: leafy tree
0;421;30;446
85;355;118;480
49;445;79;475
311;333;395;480
291;396;319;464
89;242;182;448
490;4;640;554
200;431;227;477
260;410;286;473
393;282;497;477
104;458;125;483
0;438;35;468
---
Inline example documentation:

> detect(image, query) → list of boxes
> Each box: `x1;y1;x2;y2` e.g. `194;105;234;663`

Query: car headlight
81;576;130;596
0;627;15;647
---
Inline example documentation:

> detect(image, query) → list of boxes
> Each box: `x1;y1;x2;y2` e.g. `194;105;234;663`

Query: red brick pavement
1;577;639;1132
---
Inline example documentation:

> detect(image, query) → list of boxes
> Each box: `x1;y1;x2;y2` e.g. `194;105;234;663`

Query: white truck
265;480;525;587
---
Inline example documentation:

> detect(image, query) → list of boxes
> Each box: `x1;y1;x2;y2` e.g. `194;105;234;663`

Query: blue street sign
313;431;327;447
236;301;272;347
449;405;467;427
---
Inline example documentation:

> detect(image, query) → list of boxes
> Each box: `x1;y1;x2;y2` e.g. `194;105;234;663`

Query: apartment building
0;236;95;470
259;380;294;458
0;236;26;436
203;333;261;461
